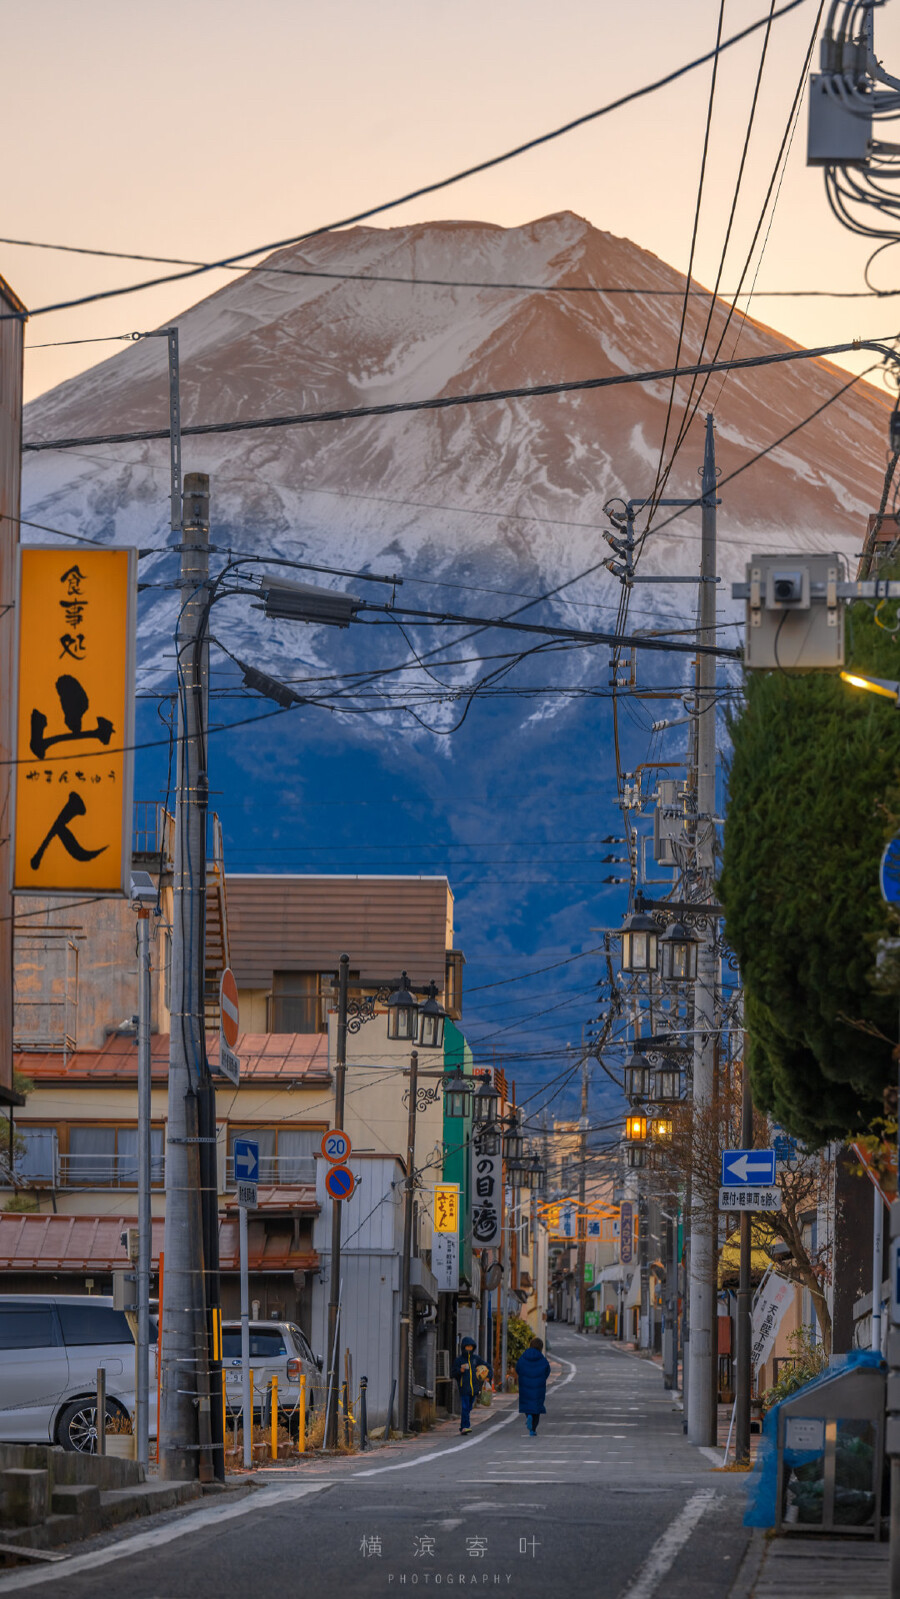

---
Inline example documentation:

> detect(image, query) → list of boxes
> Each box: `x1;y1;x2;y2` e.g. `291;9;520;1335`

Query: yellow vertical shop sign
14;548;136;895
433;1183;460;1233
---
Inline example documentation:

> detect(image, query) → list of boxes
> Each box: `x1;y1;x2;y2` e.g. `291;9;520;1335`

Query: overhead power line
22;336;893;455
0;0;807;325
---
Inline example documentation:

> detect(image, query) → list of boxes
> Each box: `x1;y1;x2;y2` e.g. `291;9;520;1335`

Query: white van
0;1295;157;1452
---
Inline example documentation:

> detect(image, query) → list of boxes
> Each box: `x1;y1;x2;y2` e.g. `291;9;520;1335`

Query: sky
6;0;900;404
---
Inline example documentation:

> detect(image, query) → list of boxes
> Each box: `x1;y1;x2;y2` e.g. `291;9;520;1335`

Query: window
66;1126;164;1186
270;972;322;1034
57;1303;135;1346
221;1329;286;1359
288;1325;316;1365
227;1128;318;1186
14;1127;58;1184
0;1307;58;1350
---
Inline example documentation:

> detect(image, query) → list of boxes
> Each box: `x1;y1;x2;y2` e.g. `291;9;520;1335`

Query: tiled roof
0;1213;319;1272
15;1032;330;1084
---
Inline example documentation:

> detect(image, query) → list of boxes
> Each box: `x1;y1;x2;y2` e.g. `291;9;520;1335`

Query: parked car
0;1294;157;1452
221;1319;320;1429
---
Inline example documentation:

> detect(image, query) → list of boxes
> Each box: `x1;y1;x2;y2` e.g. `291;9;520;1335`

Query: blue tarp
743;1348;885;1527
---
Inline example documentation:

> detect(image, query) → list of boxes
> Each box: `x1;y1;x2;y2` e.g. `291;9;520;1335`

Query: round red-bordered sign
219;968;240;1050
321;1129;352;1164
325;1164;355;1201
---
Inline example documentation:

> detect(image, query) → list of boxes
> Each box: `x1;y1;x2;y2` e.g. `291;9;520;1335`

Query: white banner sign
751;1272;794;1373
471;1129;501;1248
433;1231;460;1292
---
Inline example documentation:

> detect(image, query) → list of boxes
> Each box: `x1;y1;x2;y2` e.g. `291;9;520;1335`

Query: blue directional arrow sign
721;1148;776;1186
233;1137;259;1185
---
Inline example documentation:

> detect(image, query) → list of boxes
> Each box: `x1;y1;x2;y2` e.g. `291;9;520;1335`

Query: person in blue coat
450;1336;492;1435
516;1337;551;1436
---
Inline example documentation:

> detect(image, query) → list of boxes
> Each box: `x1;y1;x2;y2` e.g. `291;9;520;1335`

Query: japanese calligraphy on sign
14;548;136;895
433;1230;459;1292
470;1128;501;1248
433;1182;459;1234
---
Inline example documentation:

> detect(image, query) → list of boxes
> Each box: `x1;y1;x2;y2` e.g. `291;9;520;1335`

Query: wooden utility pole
326;955;350;1448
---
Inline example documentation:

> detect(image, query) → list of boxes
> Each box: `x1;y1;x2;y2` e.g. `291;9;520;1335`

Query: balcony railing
225;1155;317;1188
57;1153;165;1188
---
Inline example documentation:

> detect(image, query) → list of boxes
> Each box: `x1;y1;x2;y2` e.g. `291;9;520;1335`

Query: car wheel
57;1397;128;1453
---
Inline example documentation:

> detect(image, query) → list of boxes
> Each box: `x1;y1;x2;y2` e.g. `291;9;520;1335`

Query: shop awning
0;1213;318;1274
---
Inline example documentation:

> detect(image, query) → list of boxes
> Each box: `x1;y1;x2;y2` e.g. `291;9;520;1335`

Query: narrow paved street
0;1331;750;1599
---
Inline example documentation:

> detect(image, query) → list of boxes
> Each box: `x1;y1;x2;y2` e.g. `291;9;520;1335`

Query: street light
651;1116;674;1141
840;669;900;703
442;1069;472;1119
417;981;446;1051
503;1111;525;1163
658;920;699;984
472;1073;500;1126
651;1064;682;1102
624;1051;651;1101
625;1114;648;1142
619;911;660;974
387;973;419;1042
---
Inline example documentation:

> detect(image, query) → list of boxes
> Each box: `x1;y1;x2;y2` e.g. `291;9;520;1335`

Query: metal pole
500;1201;510;1391
326;955;350;1449
576;1052;589;1332
873;1182;884;1353
96;1367;106;1456
160;472;211;1480
136;909;152;1468
397;1049;418;1434
687;414;719;1448
240;1201;251;1469
734;1042;753;1464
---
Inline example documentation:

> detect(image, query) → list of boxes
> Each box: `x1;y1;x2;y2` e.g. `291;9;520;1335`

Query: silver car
221;1319;320;1429
0;1294;157;1452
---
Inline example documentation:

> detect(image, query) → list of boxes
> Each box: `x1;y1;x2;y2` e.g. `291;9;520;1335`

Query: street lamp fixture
619;911;660;974
417;981;446;1051
651;1117;674;1141
840;669;900;703
517;1155;545;1191
441;1069;472;1119
658;920;699;984
651;1065;681;1103
386;973;419;1042
503;1111;525;1163
625;1145;648;1170
472;1073;500;1127
625;1114;648;1142
623;1051;651;1102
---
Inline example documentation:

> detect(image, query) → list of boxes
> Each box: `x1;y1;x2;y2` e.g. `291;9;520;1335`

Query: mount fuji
19;210;890;1099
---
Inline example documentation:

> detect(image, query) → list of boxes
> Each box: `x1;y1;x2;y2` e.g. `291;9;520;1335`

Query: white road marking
0;1482;331;1593
618;1489;717;1599
352;1357;576;1476
698;1447;725;1467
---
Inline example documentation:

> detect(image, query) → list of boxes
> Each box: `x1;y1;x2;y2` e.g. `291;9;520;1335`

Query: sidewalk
734;1532;889;1598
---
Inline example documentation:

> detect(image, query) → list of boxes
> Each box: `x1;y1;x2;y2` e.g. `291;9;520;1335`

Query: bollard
249;1369;254;1460
96;1368;106;1457
298;1375;306;1455
271;1375;278;1461
360;1375;369;1451
341;1381;349;1449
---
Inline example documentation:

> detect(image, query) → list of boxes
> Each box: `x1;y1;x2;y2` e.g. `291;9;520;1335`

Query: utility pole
576;1052;589;1332
136;906;152;1468
734;1037;753;1463
687;415;719;1448
326;954;349;1449
160;472;213;1481
398;1050;419;1434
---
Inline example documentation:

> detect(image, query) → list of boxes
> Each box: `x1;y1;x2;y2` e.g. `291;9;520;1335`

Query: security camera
770;570;804;606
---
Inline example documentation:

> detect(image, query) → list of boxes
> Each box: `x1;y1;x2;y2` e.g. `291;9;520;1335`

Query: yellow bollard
221;1367;227;1454
270;1375;278;1460
298;1375;306;1455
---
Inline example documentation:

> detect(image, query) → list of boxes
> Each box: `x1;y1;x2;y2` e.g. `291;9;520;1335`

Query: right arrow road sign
721;1148;777;1186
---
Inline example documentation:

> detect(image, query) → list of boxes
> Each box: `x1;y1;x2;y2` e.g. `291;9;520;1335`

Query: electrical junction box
653;779;690;865
807;73;872;166
738;553;844;672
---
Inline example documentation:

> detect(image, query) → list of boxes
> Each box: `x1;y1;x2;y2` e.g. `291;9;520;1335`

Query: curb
728;1527;767;1599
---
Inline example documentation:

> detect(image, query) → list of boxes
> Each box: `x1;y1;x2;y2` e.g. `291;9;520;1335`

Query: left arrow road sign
721;1149;776;1186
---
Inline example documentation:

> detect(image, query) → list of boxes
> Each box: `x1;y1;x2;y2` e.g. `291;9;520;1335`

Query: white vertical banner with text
471;1129;501;1249
433;1231;460;1292
751;1272;794;1373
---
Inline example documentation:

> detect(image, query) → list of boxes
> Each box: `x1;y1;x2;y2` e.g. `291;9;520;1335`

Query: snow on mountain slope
23;209;889;656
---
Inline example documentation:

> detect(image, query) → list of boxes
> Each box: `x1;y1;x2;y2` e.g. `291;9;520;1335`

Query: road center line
618;1489;718;1599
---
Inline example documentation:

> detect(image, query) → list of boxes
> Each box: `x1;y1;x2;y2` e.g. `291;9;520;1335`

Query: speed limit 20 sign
321;1129;352;1164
